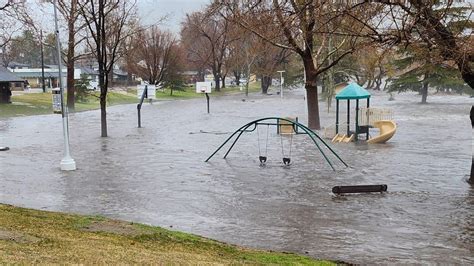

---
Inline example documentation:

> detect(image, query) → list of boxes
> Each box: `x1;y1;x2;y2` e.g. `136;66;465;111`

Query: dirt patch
81;220;147;236
0;229;41;244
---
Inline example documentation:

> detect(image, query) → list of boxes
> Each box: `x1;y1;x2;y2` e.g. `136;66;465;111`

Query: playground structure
330;83;396;144
205;117;348;171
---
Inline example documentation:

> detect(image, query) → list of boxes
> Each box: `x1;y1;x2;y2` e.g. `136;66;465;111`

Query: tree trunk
421;81;428;104
320;79;326;94
66;0;77;111
66;59;75;111
234;71;241;86
213;71;220;92
198;69;205;82
99;70;107;137
108;65;114;88
303;57;321;130
374;71;383;91
470;106;473;184
214;76;221;92
306;84;321;130
261;75;271;94
366;79;374;90
222;76;226;89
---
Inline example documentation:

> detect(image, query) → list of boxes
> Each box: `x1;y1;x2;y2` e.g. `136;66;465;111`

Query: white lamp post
277;70;285;99
53;0;76;171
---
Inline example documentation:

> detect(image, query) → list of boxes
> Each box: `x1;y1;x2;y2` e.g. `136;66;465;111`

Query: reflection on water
0;89;473;264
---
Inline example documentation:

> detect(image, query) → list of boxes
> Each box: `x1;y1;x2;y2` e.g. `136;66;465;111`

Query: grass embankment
0;83;262;118
0;204;332;264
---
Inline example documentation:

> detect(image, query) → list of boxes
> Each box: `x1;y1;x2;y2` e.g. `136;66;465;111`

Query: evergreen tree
387;44;469;103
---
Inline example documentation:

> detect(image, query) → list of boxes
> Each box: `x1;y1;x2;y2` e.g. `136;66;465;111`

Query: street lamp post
277;70;285;99
40;29;46;93
53;0;76;171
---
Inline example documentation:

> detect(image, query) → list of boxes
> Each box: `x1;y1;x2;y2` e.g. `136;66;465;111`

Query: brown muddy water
0;89;473;264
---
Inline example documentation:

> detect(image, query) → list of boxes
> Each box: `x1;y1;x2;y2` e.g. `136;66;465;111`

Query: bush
75;75;94;103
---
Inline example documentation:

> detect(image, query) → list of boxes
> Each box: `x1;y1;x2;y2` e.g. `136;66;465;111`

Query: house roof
14;71;60;78
7;62;30;68
44;64;66;69
113;69;128;77
0;68;24;82
335;83;371;100
80;67;98;75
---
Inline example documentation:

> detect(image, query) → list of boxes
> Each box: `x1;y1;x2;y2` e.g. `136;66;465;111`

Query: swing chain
280;131;293;166
257;125;269;164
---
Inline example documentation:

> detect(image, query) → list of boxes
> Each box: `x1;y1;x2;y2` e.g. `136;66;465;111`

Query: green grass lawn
0;91;138;118
0;83;263;118
0;204;333;264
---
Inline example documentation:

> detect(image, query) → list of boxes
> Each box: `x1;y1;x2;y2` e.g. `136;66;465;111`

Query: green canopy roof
335;83;371;100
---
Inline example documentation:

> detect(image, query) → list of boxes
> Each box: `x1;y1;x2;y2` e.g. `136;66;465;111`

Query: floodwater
0;88;473;264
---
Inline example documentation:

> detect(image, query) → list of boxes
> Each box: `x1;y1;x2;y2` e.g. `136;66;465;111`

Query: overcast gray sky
137;0;210;33
26;0;210;36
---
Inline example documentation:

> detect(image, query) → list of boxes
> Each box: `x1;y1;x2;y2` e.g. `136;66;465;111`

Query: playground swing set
205;117;348;171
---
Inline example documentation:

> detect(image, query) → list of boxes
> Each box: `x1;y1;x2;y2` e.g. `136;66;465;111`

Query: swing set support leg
298;126;336;171
223;123;253;159
300;124;348;167
205;123;251;162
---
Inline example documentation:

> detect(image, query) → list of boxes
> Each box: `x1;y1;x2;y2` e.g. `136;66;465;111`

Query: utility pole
40;30;46;93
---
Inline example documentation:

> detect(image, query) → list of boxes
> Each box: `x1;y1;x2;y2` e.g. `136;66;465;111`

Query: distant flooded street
0;88;472;264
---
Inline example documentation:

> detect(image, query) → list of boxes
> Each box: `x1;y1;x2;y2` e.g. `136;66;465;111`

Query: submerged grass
0;83;263;118
0;91;138;118
0;204;333;264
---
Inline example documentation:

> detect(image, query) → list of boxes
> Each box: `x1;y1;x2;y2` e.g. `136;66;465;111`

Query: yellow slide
367;120;396;144
332;134;354;143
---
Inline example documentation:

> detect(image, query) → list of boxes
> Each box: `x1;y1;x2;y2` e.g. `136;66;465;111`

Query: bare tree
181;9;237;91
78;0;137;137
0;0;27;62
55;0;88;111
127;26;177;85
254;39;291;94
218;0;375;129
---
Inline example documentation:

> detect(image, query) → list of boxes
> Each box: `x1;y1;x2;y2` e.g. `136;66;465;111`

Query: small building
7;62;30;70
0;67;24;103
113;69;129;83
9;65;78;89
181;70;200;84
78;66;99;82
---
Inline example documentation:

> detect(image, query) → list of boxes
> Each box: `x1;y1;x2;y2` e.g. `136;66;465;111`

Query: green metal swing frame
205;117;348;170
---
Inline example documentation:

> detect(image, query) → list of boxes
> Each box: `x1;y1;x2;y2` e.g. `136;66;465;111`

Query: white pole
53;0;76;171
280;72;283;98
277;70;285;99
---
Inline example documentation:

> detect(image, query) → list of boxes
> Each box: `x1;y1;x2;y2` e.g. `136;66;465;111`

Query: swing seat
282;157;291;166
259;156;267;164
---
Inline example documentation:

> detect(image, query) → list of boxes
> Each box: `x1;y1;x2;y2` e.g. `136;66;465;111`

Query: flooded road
1;88;473;264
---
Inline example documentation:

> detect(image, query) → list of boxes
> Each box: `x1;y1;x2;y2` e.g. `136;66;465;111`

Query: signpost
137;84;156;100
52;88;61;113
196;81;212;113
